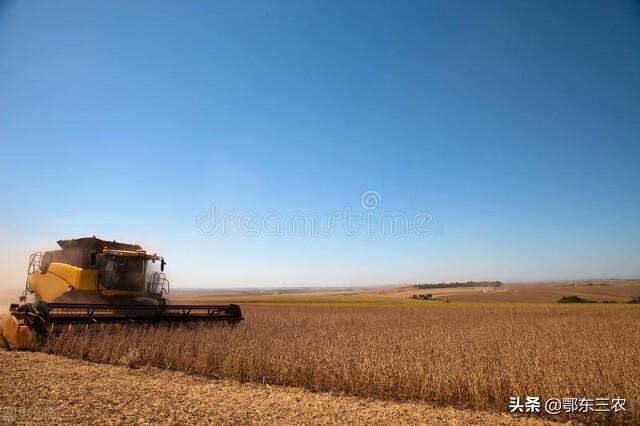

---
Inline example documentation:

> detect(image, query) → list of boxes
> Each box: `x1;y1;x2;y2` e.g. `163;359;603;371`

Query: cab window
101;256;145;292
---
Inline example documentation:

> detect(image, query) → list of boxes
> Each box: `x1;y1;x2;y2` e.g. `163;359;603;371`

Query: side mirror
89;250;97;267
161;259;166;272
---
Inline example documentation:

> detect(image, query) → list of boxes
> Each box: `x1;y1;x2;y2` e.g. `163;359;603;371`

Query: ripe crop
42;305;639;424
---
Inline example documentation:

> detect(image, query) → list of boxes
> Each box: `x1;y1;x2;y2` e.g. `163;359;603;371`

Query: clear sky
1;1;639;288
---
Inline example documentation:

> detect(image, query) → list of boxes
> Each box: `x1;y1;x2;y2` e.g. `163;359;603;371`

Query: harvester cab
1;237;243;350
24;238;170;305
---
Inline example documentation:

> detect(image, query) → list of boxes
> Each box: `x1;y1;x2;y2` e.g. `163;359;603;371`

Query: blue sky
1;0;639;288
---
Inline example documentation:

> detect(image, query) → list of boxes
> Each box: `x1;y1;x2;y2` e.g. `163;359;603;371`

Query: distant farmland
435;280;640;303
167;279;640;305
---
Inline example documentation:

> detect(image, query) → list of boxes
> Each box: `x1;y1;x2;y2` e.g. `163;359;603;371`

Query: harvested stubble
42;305;639;424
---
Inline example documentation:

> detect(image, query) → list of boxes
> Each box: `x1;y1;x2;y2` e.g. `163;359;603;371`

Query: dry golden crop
41;305;639;424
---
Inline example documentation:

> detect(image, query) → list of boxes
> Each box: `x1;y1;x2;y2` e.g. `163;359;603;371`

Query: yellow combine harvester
1;237;242;350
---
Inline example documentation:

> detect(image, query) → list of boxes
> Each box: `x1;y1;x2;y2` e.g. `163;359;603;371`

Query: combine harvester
1;237;243;350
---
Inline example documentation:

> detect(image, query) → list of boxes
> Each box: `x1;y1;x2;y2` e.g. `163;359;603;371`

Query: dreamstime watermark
195;190;438;238
0;407;59;423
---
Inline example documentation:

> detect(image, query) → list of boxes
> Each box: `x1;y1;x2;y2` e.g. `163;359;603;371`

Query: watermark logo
0;407;58;423
360;190;381;210
509;396;627;415
195;190;437;238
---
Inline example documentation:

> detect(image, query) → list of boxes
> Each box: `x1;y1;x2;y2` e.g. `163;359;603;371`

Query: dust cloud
0;239;51;309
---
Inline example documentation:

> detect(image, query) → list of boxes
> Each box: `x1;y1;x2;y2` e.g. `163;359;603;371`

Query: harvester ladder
21;252;41;301
28;252;42;274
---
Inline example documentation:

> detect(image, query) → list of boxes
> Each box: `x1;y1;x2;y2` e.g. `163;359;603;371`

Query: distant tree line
558;295;640;304
414;281;503;289
411;294;433;300
557;295;597;304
